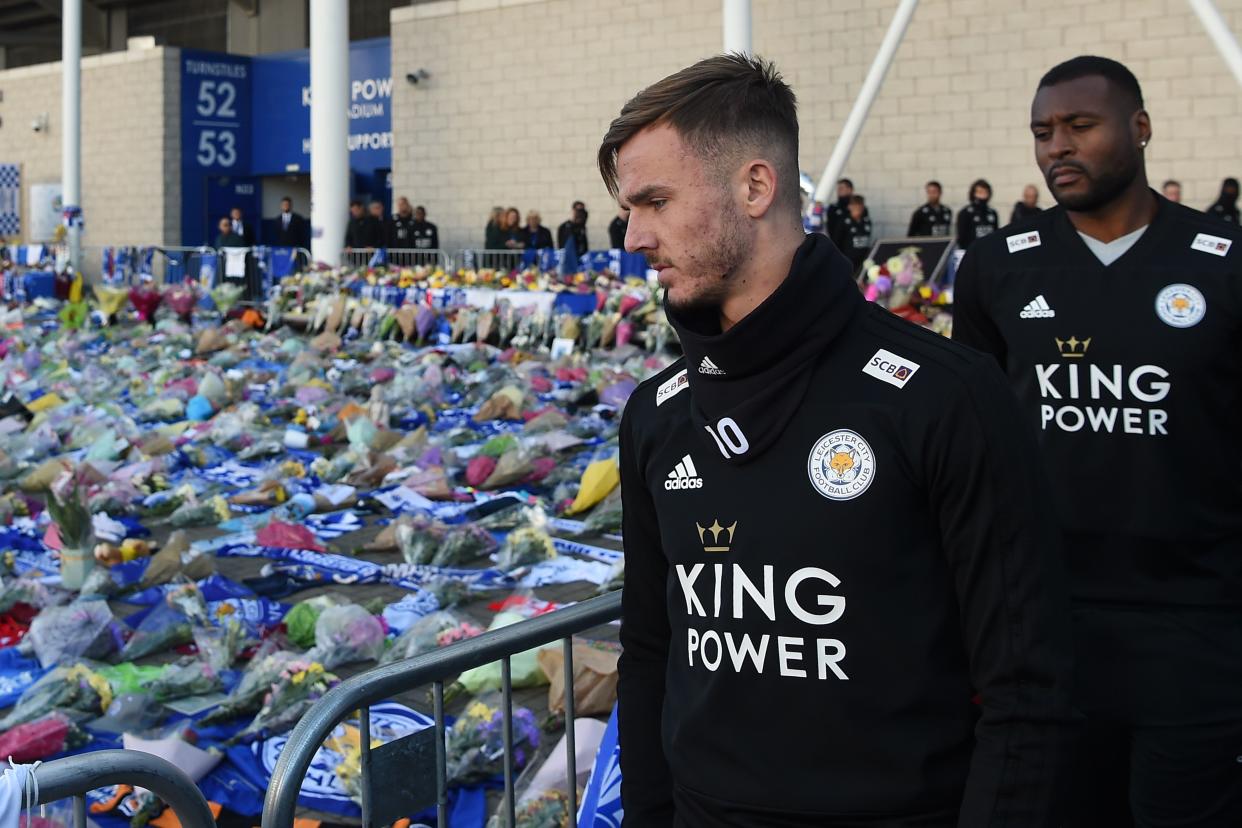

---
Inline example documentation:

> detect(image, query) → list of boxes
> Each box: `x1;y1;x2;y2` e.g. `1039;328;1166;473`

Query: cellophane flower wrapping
445;695;540;786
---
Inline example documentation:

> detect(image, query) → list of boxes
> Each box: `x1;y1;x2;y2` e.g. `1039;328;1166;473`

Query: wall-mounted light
30;113;48;133
405;69;431;85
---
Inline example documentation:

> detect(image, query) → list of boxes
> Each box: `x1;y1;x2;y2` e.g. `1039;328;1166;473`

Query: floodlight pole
723;0;752;55
310;0;350;267
63;0;82;271
1188;0;1242;91
812;0;919;208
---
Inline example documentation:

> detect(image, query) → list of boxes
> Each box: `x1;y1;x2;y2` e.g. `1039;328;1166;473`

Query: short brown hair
598;54;800;214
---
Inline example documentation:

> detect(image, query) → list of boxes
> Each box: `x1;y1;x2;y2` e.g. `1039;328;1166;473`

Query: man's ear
742;159;779;219
1135;109;1152;148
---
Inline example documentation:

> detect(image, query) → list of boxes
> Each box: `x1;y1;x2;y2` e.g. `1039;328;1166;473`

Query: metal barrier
457;248;527;272
340;248;454;270
262;590;623;828
32;750;216;828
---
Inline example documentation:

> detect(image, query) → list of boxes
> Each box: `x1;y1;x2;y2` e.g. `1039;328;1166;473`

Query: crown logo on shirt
696;519;737;553
1055;336;1091;358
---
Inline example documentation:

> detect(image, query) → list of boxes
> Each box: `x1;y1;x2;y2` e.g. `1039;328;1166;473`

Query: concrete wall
0;44;180;247
391;0;1242;249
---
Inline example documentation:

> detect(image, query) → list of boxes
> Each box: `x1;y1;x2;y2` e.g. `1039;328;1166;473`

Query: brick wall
391;0;1242;248
0;45;180;248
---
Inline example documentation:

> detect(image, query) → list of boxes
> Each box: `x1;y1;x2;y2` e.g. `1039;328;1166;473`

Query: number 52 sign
182;52;251;173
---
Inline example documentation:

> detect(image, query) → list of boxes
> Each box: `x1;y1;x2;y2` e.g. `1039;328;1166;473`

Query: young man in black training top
831;194;873;274
599;54;1075;828
956;179;999;250
953;56;1242;826
908;180;952;237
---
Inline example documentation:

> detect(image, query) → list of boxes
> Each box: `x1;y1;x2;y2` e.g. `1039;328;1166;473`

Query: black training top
909;202;953;237
956;202;999;250
619;233;1075;827
953;194;1242;607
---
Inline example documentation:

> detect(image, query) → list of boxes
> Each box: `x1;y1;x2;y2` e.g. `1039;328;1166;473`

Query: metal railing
32;750;216;828
262;590;623;828
340;248;453;271
457;248;529;272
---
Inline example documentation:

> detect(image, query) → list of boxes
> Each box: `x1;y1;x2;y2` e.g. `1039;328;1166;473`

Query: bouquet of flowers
380;610;484;665
210;283;244;315
197;649;302;726
495;525;557;572
168;494;232;528
26;599;116;667
396;514;449;566
307;604;386;669
445;696;540;785
47;470;95;591
227;660;338;744
129;281;164;324
164;284;197;323
487;791;571;828
433;523;498;567
862;247;925;310
0;712;91;762
119;581;209;661
0;663;112;729
148;657;223;702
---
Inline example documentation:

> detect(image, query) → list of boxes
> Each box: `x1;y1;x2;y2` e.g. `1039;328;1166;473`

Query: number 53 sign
182;52;251;173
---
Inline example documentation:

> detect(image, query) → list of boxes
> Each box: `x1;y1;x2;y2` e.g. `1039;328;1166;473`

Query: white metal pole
62;0;82;271
310;0;350;266
1188;0;1242;92
723;0;752;55
812;0;919;207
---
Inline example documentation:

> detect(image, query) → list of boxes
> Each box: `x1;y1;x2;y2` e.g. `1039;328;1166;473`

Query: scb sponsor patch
862;348;920;389
655;368;688;406
1191;232;1232;257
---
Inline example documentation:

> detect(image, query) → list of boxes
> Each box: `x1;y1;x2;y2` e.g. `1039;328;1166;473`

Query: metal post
722;0;752;55
501;657;515;828
1188;0;1242;92
433;680;447;828
812;0;919;207
62;0;82;272
358;705;372;828
562;637;578;820
309;0;349;266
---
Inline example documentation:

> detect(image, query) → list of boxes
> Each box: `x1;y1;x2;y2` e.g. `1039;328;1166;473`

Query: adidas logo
664;454;704;490
1019;295;1056;319
699;356;726;376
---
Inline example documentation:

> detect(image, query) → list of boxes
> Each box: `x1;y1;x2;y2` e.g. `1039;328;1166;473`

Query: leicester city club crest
1155;283;1206;328
807;429;876;501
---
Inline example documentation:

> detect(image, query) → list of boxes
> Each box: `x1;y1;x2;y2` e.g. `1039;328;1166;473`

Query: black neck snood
666;233;864;465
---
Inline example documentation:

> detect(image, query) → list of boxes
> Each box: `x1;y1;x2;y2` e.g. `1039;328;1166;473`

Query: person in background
832;194;874;274
274;197;307;247
485;206;505;249
907;180;952;237
558;201;590;252
1010;184;1043;223
367;201;388;246
523;210;554;249
229;207;254;246
956;178;999;249
826;178;862;239
389;197;417;248
344;200;383;251
1207;177;1240;224
215;216;245;248
1161;179;1182;203
502;207;524;249
805;200;826;234
610;207;630;249
411;206;439;250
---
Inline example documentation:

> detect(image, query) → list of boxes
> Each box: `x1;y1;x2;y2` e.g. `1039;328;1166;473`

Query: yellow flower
465;701;491;720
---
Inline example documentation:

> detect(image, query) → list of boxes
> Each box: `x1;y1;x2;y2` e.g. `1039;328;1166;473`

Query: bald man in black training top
955;56;1242;826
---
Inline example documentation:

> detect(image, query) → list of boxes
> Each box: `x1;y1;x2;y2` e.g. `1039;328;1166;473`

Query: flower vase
59;544;95;591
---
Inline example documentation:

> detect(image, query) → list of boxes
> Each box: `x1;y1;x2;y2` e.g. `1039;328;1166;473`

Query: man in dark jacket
954;55;1242;826
229;207;254;246
598;52;1075;828
831;194;873;273
344;200;384;250
907;180;952;237
214;216;245;248
956;179;999;250
273;197;307;247
1010;184;1043;223
557;202;590;252
388;197;417;248
609;207;630;249
826;178;865;239
1207;177;1239;224
522;210;554;249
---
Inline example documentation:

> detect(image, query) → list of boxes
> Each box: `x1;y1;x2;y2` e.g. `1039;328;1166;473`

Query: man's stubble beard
664;201;753;318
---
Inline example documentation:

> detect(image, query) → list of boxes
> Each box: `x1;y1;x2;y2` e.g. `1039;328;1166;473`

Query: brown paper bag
538;642;620;716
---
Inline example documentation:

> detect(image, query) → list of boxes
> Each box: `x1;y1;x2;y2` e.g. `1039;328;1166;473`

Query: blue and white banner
578;704;623;827
0;165;19;237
